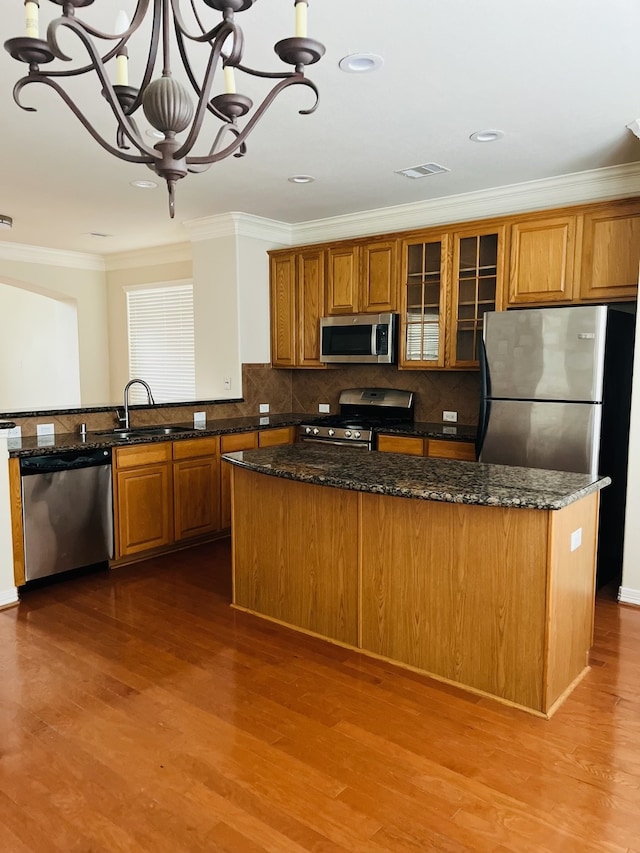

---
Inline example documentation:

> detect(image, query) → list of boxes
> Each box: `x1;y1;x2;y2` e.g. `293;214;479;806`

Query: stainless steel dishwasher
20;448;114;582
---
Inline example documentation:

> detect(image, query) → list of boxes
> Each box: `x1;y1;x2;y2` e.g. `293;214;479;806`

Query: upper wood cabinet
326;239;398;315
579;201;640;301
399;225;504;369
270;247;326;368
449;226;506;367
508;214;577;305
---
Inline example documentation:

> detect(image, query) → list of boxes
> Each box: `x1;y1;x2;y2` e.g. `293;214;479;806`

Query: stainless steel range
299;388;414;450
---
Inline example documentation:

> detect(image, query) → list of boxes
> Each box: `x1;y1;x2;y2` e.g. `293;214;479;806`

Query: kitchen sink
96;425;196;438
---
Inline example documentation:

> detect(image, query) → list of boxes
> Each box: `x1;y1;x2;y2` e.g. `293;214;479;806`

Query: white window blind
126;283;195;403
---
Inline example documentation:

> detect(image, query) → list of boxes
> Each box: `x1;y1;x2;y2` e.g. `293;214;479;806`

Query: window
126;282;195;403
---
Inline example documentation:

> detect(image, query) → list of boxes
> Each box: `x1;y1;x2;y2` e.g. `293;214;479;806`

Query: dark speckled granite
0;422;16;431
223;443;609;510
6;414;476;458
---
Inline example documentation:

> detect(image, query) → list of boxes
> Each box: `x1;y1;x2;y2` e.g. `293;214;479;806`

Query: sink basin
130;426;196;436
96;425;196;438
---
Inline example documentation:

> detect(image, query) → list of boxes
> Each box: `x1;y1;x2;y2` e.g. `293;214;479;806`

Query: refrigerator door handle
476;338;491;460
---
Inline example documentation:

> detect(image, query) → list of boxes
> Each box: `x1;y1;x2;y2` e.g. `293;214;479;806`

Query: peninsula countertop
223;443;610;510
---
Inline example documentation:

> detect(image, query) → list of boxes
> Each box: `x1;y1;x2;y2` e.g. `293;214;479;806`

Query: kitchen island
225;444;610;717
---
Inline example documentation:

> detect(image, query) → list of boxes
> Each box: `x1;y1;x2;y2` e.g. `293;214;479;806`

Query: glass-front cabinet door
449;226;505;368
400;233;449;367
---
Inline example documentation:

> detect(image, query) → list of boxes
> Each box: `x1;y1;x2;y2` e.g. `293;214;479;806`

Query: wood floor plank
1;540;640;852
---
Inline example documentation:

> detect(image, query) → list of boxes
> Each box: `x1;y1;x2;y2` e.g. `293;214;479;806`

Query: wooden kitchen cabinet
324;238;398;316
377;433;476;460
578;200;640;301
449;226;506;367
173;437;221;542
114;443;173;559
400;231;449;367
270;247;326;368
508;214;578;305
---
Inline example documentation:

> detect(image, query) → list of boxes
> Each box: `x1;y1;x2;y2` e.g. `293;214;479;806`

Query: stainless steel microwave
320;312;397;364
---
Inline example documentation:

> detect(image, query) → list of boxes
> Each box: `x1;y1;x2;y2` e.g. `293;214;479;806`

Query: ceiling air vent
395;162;450;179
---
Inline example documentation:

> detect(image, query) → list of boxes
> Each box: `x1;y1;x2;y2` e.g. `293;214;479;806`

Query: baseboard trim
618;586;640;606
0;587;19;609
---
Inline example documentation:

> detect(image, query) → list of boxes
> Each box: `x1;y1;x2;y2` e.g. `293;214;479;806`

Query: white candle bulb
295;0;308;38
224;65;236;95
114;11;130;87
25;0;39;39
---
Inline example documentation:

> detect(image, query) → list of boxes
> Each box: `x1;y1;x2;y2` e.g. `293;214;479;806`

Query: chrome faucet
119;379;155;430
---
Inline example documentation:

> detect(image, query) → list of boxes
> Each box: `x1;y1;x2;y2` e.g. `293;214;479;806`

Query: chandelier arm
45;0;151;68
185;75;319;166
171;0;240;50
13;76;156;166
45;14;161;145
174;19;235;108
173;30;234;160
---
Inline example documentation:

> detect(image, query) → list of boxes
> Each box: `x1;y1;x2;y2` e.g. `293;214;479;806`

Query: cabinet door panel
116;464;172;557
400;233;449;368
427;439;476;461
258;426;296;447
509;216;576;304
297;249;326;366
174;457;220;541
326;246;359;314
270;253;296;366
361;240;398;313
377;434;425;455
580;205;640;300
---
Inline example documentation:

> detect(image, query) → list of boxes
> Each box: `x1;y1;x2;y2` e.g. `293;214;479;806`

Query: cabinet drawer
172;436;219;460
221;431;258;453
258;426;296;447
377;434;425;455
427;439;476;461
115;442;172;469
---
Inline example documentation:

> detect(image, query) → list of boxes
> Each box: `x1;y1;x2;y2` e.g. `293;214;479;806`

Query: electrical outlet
36;423;55;446
319;403;330;413
259;403;269;413
193;411;206;428
443;410;458;423
223;377;231;390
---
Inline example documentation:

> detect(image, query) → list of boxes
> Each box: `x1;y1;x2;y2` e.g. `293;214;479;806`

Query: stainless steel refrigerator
477;304;635;588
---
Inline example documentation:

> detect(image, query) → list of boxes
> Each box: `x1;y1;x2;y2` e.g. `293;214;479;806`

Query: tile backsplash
6;362;479;436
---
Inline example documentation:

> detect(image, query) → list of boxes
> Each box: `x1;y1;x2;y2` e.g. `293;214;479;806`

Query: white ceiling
2;0;640;256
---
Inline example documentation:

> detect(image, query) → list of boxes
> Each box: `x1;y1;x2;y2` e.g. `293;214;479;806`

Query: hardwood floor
1;541;639;853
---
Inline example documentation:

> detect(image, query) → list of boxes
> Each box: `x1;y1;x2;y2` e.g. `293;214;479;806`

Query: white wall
0;282;81;409
0;257;110;407
237;233;274;364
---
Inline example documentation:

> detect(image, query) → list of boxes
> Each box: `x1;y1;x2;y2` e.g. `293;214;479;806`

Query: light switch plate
319;403;330;413
193;411;206;427
259;403;269;413
443;411;458;422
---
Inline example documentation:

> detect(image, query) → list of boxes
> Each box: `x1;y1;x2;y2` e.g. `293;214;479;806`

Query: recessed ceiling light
469;129;504;143
85;231;112;238
131;180;158;189
288;175;315;184
339;53;383;73
0;214;13;230
395;163;450;179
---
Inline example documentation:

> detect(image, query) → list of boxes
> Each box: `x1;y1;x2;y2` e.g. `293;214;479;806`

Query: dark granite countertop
222;443;609;510
6;414;307;458
6;414;477;458
0;422;16;431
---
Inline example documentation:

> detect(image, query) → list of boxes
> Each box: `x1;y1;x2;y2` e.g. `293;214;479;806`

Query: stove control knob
344;430;352;438
305;427;312;434
312;428;320;435
353;431;361;439
328;429;335;437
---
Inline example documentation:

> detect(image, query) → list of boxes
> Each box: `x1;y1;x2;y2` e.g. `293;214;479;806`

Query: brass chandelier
4;0;325;217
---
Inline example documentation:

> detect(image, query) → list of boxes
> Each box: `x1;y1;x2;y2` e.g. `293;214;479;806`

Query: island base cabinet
360;491;598;715
231;468;359;646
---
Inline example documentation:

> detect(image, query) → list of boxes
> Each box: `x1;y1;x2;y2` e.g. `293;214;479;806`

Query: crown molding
289;162;640;246
0;240;105;271
183;211;292;244
103;241;192;272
